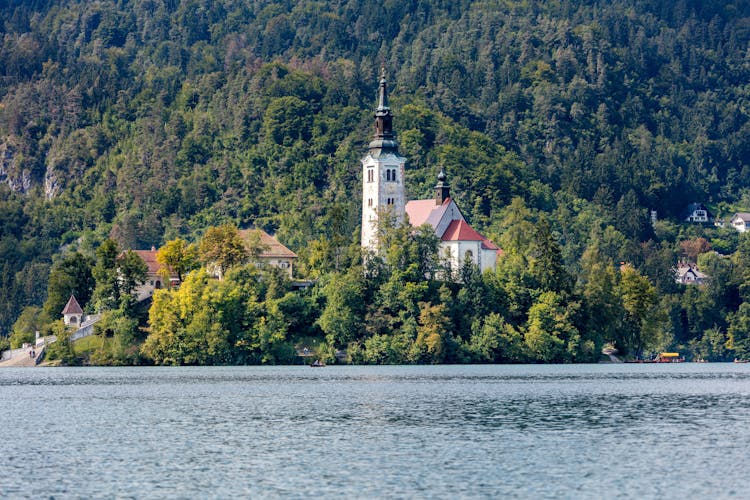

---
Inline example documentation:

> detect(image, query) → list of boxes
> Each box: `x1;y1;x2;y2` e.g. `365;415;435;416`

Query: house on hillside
730;213;750;232
683;203;712;223
128;248;179;301
674;264;708;285
238;229;298;278
204;229;298;279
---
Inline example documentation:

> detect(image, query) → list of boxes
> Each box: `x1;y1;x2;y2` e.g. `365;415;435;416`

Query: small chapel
360;71;501;273
61;294;84;327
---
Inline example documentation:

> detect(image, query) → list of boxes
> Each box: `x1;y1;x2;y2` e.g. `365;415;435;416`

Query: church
361;72;501;273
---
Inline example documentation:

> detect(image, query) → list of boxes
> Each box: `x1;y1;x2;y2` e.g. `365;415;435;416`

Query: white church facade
361;72;501;273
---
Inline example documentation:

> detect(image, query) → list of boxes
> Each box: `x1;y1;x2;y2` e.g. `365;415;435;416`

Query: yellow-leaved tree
156;238;199;285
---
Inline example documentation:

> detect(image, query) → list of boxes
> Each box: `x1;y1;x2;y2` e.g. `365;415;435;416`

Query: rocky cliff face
0;140;32;194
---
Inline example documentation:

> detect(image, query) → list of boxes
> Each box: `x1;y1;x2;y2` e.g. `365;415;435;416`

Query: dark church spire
435;167;450;205
368;67;399;157
377;67;389;111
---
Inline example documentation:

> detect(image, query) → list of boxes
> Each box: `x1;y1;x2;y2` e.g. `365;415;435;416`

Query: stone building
61;294;84;327
360;72;500;273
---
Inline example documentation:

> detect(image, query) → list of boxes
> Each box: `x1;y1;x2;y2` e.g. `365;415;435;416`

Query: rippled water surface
1;364;749;498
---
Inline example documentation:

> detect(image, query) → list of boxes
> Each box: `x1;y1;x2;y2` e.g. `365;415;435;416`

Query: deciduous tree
156;238;199;283
198;225;249;280
524;291;579;362
618;265;666;357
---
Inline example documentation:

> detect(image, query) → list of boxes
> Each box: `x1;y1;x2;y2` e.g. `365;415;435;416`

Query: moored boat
655;352;685;363
626;352;685;363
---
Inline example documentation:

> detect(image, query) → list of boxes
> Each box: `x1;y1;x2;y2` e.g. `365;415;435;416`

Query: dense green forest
2;0;750;363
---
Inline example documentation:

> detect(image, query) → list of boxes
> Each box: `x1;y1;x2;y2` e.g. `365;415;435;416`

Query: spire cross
377;66;389;111
368;67;398;154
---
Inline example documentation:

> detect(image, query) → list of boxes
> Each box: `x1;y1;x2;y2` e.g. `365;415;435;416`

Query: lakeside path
0;347;43;367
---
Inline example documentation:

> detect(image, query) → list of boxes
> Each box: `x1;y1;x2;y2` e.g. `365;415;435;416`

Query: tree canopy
2;1;750;363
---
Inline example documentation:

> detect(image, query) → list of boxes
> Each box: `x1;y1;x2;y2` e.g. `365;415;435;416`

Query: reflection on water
1;364;748;498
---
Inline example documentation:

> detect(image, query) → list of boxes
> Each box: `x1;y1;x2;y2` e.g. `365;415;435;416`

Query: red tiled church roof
441;219;484;242
61;295;83;315
406;196;503;256
405;198;451;227
441;219;500;251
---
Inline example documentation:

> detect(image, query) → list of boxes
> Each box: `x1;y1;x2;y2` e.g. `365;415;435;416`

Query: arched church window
384;167;398;182
464;250;474;262
368;198;373;207
367;169;374;182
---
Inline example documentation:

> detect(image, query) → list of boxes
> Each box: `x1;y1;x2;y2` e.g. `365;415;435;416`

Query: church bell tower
361;69;406;256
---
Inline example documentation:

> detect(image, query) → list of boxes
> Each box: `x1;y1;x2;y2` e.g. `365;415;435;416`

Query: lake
1;364;748;498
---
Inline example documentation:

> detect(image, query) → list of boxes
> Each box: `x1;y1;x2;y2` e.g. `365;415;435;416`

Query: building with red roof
405;169;501;274
360;72;501;274
123;248;179;301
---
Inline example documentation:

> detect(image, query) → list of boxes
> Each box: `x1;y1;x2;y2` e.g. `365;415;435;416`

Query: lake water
1;364;749;498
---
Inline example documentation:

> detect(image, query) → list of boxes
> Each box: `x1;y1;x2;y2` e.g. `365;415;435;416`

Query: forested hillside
2;1;750;362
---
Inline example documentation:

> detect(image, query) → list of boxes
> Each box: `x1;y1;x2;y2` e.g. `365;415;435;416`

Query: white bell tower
361;69;406;256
